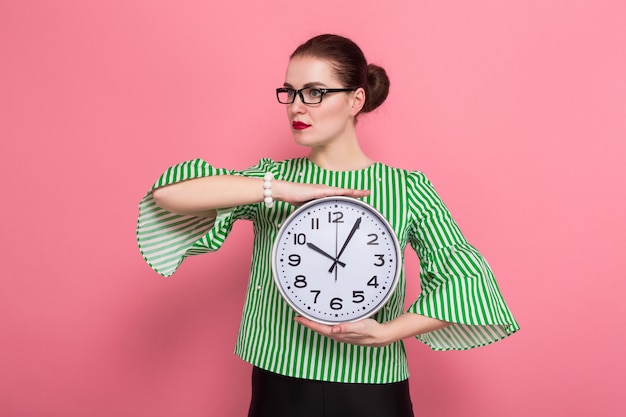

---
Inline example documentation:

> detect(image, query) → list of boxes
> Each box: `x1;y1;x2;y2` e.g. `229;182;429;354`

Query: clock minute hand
306;243;346;268
329;217;362;273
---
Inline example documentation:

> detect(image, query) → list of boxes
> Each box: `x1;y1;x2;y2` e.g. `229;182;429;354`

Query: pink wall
2;1;625;416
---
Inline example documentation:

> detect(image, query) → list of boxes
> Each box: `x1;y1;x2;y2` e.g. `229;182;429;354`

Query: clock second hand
329;217;362;273
306;243;346;268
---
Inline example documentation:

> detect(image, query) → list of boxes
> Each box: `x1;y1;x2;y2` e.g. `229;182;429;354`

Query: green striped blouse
137;157;519;383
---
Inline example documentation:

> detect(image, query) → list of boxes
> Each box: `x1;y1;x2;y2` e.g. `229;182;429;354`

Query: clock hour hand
329;217;362;273
306;243;346;268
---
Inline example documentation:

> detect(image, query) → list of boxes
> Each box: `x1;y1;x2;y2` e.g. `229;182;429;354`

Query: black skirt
248;366;415;417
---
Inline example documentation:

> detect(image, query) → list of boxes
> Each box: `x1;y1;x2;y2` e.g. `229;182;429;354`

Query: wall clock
272;196;401;325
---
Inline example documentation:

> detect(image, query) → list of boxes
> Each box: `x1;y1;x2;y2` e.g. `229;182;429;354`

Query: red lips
292;121;311;130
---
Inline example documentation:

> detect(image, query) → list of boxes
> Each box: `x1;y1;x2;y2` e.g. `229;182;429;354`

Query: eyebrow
283;82;328;88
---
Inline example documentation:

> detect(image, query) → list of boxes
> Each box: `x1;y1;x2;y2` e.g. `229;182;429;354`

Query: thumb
331;325;344;334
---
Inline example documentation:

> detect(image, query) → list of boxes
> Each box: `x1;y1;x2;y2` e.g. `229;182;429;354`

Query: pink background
2;1;625;416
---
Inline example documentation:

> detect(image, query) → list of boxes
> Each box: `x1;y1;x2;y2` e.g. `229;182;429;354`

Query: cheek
325;107;352;129
322;101;349;121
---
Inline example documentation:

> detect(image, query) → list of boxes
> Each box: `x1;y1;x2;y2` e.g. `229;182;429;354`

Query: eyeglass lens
277;88;324;104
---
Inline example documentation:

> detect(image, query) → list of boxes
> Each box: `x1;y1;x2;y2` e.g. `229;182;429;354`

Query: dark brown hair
290;34;390;114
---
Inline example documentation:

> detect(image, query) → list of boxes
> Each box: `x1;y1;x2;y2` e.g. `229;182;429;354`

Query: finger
324;188;370;198
294;316;336;336
331;322;361;335
339;188;369;195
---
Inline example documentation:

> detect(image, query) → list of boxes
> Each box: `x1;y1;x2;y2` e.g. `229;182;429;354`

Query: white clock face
272;197;401;325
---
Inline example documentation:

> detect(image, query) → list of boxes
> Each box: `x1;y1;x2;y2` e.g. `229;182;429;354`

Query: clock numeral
288;254;301;266
311;218;319;229
367;233;379;245
330;297;343;310
328;211;344;223
293;233;307;245
352;290;365;303
374;254;385;266
367;275;379;288
310;290;321;303
294;275;307;288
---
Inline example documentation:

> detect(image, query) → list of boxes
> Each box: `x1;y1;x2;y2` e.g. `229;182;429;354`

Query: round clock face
272;196;401;325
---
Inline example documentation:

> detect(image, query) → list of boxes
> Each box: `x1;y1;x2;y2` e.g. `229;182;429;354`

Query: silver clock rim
271;196;402;325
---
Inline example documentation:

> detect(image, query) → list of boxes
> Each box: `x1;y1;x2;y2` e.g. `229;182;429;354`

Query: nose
287;95;307;114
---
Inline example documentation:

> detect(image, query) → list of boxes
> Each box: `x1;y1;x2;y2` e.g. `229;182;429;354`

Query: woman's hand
294;313;451;347
273;180;370;206
294;316;392;347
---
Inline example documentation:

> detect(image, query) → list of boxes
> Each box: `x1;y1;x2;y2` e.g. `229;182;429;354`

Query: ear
349;87;366;116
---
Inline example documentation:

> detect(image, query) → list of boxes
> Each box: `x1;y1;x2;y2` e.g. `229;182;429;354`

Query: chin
292;132;319;147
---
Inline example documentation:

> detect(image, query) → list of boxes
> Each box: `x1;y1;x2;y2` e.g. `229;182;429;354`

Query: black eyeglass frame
275;87;359;104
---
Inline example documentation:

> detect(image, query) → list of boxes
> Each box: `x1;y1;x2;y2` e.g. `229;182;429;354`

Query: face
283;56;364;148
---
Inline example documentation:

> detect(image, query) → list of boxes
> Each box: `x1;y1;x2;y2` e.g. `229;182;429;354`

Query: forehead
284;56;341;87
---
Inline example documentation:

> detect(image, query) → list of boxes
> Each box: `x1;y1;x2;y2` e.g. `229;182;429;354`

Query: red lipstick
292;121;311;130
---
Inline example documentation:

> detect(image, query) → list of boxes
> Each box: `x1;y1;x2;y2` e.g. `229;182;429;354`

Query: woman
137;34;519;417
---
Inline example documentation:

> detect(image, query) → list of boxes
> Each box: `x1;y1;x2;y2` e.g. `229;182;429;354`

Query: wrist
378;321;398;346
271;179;286;202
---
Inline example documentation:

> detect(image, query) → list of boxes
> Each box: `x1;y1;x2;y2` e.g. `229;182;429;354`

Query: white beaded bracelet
263;172;274;208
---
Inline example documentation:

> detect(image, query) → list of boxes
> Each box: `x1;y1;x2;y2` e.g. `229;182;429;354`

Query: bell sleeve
406;172;520;350
136;158;277;277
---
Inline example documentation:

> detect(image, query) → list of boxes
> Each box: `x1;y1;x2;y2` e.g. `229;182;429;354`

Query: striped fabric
137;157;519;383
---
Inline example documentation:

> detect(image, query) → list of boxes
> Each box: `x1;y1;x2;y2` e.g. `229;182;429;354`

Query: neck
307;135;374;171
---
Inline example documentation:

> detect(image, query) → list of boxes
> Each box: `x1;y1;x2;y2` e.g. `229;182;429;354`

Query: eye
309;88;323;98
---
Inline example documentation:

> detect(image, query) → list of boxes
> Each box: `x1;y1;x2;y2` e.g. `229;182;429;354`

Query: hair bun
363;64;390;113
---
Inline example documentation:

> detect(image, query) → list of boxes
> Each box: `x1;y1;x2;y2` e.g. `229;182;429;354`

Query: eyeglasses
276;87;357;104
